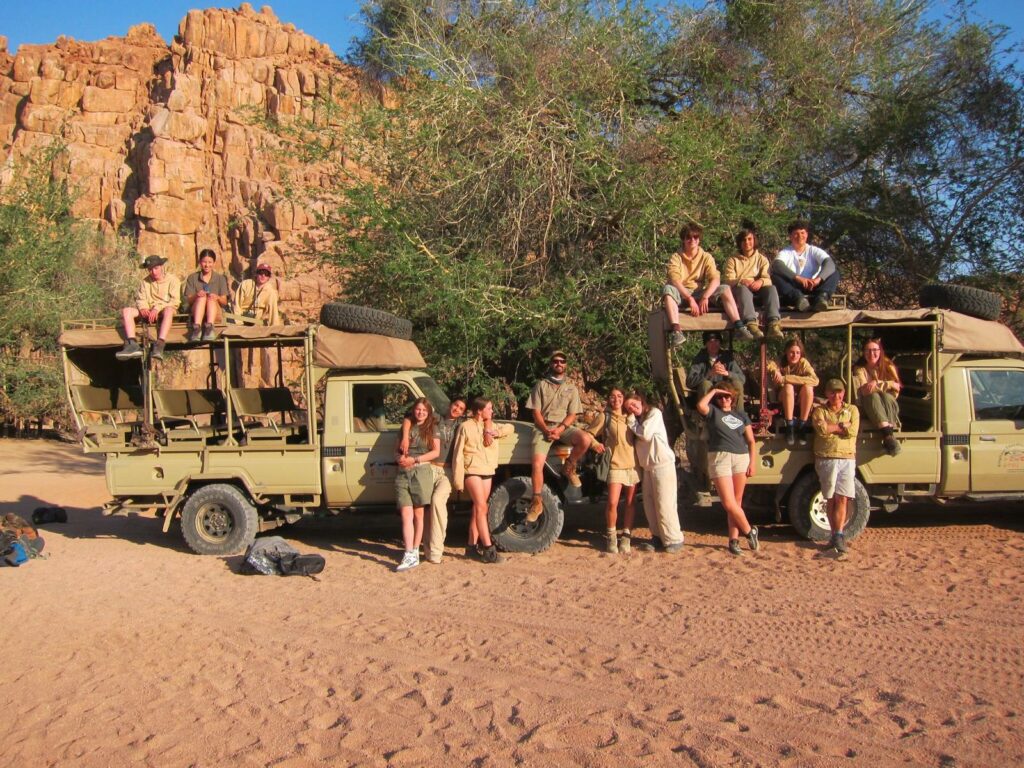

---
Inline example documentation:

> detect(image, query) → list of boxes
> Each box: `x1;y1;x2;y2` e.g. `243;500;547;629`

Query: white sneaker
395;550;420;572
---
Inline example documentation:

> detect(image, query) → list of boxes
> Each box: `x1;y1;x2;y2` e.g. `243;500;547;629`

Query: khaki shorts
395;464;434;507
815;458;856;499
608;467;640;487
532;424;580;456
662;284;728;308
708;450;750;480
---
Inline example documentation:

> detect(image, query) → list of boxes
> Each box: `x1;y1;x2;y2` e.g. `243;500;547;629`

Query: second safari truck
60;304;571;556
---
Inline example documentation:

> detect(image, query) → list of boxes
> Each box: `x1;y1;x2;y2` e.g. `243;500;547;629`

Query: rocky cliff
0;3;362;319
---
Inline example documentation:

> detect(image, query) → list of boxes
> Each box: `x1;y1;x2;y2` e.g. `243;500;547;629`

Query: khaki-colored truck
60;306;572;556
650;304;1024;540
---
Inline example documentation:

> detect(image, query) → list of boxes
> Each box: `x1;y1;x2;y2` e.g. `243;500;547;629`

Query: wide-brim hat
140;255;168;269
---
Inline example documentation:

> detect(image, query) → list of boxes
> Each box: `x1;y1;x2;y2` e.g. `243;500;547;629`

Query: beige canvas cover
59;324;312;348
313;327;426;370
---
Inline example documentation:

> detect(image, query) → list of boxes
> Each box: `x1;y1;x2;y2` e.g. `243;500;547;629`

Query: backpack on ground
241;536;324;578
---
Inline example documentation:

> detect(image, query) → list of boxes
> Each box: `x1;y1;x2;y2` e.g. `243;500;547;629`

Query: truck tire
487;477;563;554
318;302;413;340
180;484;259;555
918;283;1002;321
787;472;870;542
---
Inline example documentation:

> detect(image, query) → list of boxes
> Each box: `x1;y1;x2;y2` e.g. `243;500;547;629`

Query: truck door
344;381;420;504
968;368;1024;492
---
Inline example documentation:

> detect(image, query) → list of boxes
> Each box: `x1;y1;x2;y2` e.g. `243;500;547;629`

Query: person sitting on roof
234;261;281;326
725;226;784;341
770;220;840;313
662;222;753;347
116;255;180;362
183;248;230;343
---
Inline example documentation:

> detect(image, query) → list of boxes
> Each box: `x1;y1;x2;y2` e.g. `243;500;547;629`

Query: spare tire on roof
918;283;1002;322
318;303;414;340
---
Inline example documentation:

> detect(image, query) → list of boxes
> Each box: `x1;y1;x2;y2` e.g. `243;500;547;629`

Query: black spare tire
488;477;563;554
919;283;1002;322
787;471;870;542
319;303;414;340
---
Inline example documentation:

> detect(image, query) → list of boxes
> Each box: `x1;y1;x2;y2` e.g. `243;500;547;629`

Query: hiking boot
797;422;809;446
201;323;217;342
637;536;662;552
746;526;760;551
882;434;901;456
525;494;544;523
604;529;618;554
465;544;479;559
766;320;785;341
733;323;755;341
745;321;765;340
811;295;830;312
728;538;742;556
664;542;684;554
563;456;582;488
151;340;166;361
796;297;811;312
479;545;504;564
618;530;631;555
187;325;202;343
833;532;848;554
395;550;420;572
670;330;686;347
785;423;796;447
115;339;143;361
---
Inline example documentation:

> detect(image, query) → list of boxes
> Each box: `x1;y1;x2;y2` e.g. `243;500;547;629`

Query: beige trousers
642;462;683;546
424;465;452;562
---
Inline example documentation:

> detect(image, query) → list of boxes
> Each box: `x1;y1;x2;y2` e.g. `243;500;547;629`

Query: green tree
0;142;135;426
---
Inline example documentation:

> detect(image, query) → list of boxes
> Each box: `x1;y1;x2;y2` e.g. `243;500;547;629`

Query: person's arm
686;357;709;391
723;256;739;287
852;365;872;397
757;253;772;286
744;425;756;478
669;254;700;314
265;289;281;326
397;417;412;457
726;357;746;386
811;406;831;437
697;254;721;314
816;250;836;281
183;274;199;305
847;404;860;440
451;425;468;492
215;273;230;307
415;437;441;466
784;359;819;387
696;388;723;416
884;360;902;396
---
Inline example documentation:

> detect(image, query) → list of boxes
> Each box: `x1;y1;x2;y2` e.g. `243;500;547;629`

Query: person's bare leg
158;306;174;340
191;296;206;329
798;384;814;421
122;306;139;339
719;290;741;323
780;384;795;421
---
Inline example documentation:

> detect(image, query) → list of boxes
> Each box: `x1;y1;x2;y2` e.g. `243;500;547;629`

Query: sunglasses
256;269;272;276
552;358;567;364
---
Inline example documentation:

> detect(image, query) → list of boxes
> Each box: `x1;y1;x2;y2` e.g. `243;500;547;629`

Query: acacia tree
0;143;135;426
297;0;1023;404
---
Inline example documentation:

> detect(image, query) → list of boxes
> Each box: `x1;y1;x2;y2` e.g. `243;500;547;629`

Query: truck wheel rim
808;492;831;532
506;495;540;536
196;503;233;542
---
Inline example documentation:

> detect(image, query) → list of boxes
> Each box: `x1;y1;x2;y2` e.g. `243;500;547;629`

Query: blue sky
0;1;1021;62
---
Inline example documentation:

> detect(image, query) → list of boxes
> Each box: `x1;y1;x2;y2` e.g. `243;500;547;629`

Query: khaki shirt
767;357;819;387
812;403;860;459
591;410;637;470
526;377;582;424
135;273;181;312
452;420;514;490
724;250;772;286
183;271;231;304
234;279;280;325
852;361;900;395
666;246;719;292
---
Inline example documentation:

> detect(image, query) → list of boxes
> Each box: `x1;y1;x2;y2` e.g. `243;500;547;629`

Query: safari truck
650;296;1024;541
59;304;569;556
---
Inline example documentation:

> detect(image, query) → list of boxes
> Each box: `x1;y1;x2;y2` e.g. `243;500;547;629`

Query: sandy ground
1;438;1023;767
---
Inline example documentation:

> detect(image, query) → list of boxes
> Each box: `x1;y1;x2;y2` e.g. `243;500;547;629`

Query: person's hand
772;371;784;386
482;430;494;447
592;441;606;454
750;279;762;292
712;361;728;377
864;379;878;394
746;461;755;478
145;309;158;323
688;296;701;316
698;296;711;315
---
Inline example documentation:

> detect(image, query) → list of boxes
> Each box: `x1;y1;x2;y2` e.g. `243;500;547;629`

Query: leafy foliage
296;0;1023;404
0;142;135;424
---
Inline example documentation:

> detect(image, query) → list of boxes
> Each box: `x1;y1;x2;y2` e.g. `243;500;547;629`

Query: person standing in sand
811;378;860;557
624;391;684;553
394;398;440;572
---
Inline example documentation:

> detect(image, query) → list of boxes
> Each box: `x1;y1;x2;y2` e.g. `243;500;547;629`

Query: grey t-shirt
707;404;751;454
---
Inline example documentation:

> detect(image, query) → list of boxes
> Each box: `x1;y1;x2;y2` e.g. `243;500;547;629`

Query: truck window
969;370;1024;421
352;383;417;432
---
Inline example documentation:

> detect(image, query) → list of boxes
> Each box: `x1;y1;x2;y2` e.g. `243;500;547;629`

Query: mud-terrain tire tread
918;283;1002;321
318;303;413;340
488;477;563;553
787;472;870;542
180;483;259;555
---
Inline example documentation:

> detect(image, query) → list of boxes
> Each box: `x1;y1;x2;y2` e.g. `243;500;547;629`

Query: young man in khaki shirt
811;378;860;555
117;255;180;361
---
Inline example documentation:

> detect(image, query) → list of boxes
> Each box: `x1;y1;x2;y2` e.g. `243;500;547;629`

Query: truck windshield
414;375;450;414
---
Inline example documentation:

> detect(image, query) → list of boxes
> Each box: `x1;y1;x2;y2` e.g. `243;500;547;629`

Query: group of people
115;250;281;362
663;220;839;347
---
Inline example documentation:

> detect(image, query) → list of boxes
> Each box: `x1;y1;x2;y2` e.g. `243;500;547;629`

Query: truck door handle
355;447;370;453
330;463;343;472
979;436;996;442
